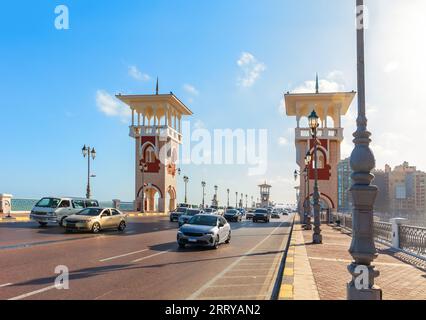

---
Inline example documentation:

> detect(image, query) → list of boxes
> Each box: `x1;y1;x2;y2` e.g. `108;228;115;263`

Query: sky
0;0;425;205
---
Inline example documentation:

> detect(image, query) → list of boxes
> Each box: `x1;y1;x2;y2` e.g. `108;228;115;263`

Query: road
0;214;293;300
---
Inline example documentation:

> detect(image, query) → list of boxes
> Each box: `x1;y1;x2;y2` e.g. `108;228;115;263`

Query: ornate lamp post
139;161;148;213
235;192;238;208
308;110;322;244
240;193;244;208
305;152;313;229
201;181;206;208
82;145;96;199
347;0;382;300
183;176;189;204
227;189;230;208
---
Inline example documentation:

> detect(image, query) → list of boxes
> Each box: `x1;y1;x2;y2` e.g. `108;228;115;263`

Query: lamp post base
347;283;382;300
312;233;322;244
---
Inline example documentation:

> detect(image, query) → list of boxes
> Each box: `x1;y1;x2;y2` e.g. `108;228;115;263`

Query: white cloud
278;137;289;146
128;66;150;81
292;74;345;94
96;90;131;123
237;52;266;87
384;61;399;73
183;84;199;96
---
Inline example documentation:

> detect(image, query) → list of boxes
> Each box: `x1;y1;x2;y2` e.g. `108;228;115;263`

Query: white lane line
99;249;148;262
187;221;286;300
0;283;13;288
132;249;172;263
8;284;57;300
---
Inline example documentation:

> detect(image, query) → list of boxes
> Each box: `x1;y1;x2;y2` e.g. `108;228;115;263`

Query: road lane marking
0;283;13;288
99;249;149;262
8;284;57;300
132;249;172;263
187;221;286;300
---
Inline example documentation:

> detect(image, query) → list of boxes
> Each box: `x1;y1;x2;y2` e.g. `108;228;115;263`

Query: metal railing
373;221;393;245
331;212;424;259
399;224;426;258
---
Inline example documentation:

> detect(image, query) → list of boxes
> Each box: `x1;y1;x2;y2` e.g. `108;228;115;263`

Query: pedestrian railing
373;221;392;245
399;224;426;258
330;212;425;259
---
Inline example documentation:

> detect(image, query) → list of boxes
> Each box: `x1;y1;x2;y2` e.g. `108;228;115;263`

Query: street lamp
308;110;322;244
201;181;206;208
304;152;313;230
183;176;189;204
235;192;238;208
245;194;248;210
139;161;148;213
227;189;230;208
82;145;96;199
240;193;243;208
347;0;382;300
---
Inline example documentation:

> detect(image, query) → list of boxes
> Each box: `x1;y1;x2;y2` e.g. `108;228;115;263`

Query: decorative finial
156;77;159;95
315;73;319;94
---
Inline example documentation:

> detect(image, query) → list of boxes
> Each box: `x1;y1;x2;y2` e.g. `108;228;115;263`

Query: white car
30;197;100;227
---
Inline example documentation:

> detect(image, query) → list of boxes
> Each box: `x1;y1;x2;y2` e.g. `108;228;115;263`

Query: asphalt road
0;215;293;300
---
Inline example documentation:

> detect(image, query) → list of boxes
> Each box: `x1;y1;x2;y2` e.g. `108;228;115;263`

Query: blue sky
1;0;424;205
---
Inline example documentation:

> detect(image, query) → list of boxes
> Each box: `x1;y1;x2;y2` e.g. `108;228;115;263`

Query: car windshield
204;208;213;213
186;210;200;216
76;208;103;216
188;215;218;226
35;198;61;208
176;208;187;213
226;210;237;214
255;209;268;213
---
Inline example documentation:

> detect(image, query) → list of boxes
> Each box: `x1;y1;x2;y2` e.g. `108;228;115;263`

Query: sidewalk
279;219;426;300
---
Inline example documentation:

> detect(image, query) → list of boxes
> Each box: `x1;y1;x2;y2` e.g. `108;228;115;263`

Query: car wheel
118;221;126;231
92;222;101;234
59;217;67;227
212;236;220;249
178;242;186;249
225;231;231;244
38;222;48;227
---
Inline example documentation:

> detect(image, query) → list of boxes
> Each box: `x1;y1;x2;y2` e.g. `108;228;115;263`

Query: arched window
145;145;156;163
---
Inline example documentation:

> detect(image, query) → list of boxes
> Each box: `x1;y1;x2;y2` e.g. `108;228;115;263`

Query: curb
278;221;297;300
271;214;296;300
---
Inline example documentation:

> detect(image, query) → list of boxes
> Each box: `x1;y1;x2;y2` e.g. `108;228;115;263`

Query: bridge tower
117;90;193;213
284;81;355;214
258;182;272;208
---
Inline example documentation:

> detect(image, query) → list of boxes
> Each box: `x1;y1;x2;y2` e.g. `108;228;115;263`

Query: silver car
63;207;127;233
177;215;231;249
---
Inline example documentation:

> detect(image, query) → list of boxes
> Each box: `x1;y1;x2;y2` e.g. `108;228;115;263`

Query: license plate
188;238;197;243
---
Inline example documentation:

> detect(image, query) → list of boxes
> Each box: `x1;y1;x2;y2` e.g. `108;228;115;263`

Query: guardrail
330;212;425;259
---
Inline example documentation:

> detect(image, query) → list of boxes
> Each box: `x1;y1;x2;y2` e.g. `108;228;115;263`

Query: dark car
170;207;188;222
178;209;204;227
224;209;242;222
253;208;271;223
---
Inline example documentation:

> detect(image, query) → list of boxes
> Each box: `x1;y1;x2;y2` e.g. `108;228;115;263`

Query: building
258;182;272;207
388;162;417;214
372;166;390;213
116;89;193;213
284;78;356;214
337;157;352;212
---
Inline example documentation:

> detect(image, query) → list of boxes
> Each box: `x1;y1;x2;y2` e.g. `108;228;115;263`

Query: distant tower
117;90;193;213
284;79;355;214
258;182;272;207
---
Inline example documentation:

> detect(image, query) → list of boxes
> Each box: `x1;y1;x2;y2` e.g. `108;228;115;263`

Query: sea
11;199;134;212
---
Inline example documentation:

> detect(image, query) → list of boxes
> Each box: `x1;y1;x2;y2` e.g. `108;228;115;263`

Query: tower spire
156;77;159;95
315;73;319;94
